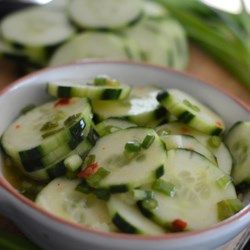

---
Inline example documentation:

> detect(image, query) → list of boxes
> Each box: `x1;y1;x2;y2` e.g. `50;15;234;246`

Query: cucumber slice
36;178;114;232
86;128;166;191
157;89;225;135
47;80;131;100
158;19;188;70
95;118;137;137
108;193;164;235
26;139;93;181
225;122;250;185
156;122;233;175
92;86;168;127
1;98;92;172
161;134;217;164
125;18;169;66
0;7;74;47
68;0;143;29
49;32;139;66
137;149;237;231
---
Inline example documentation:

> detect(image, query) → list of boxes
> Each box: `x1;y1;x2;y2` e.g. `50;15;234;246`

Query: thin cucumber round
108;193;164;235
0;7;74;47
156;122;233;174
157;89;225;135
36;178;114;232
95;118;137;137
49;32;139;66
25;139;93;181
161;134;217;164
68;0;144;29
137;149;237;231
47;80;131;100
225;122;250;185
86;128;166;191
1;98;92;172
92;86;168;127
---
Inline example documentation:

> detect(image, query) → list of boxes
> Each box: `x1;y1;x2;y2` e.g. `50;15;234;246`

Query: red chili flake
216;121;223;128
54;98;71;108
181;127;190;134
172;219;187;232
15;124;20;129
78;162;99;179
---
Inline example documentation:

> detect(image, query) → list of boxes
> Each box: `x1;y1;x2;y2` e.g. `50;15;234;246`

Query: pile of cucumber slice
1;75;249;235
0;0;188;71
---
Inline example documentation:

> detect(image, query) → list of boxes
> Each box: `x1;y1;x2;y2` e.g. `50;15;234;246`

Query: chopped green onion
142;198;158;210
64;154;83;172
208;136;221;148
84;154;96;166
94;188;111;201
217;199;244;221
75;180;92;194
20;104;36;115
142;134;155;149
64;113;81;127
86;167;110;187
124;141;141;153
152;179;176;197
132;189;154;201
40;121;59;131
216;175;232;189
41;127;64;139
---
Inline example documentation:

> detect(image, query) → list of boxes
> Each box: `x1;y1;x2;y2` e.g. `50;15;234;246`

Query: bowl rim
0;60;249;241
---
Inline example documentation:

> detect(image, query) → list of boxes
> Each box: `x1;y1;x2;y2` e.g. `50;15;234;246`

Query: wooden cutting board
0;45;249;248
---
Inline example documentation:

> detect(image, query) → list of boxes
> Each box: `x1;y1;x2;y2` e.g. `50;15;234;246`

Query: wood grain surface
0;45;249;248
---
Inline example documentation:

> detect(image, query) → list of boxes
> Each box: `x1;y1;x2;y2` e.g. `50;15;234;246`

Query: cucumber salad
1;75;249;235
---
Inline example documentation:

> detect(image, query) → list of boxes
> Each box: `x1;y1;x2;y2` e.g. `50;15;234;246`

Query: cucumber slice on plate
137;149;237;231
47;80;131;100
161;134;217;164
156;122;233;175
1;98;92;172
36;178;114;232
157;89;225;135
0;8;74;48
84;128;166;191
49;32;140;66
68;0;144;29
95;118;137;137
225;122;250;185
92;86;168;127
108;193;164;235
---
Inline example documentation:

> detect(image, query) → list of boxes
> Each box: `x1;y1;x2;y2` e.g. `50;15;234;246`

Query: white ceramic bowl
0;61;249;250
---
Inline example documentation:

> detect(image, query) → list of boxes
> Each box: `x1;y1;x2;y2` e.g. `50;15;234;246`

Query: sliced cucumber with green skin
86;128;166;191
225;122;250;185
49;32;139;67
161;134;217;164
0;8;74;48
92;86;168;127
1;98;92;172
157;89;225;135
68;0;144;29
95;118;137;137
24;139;93;181
156;122;233;175
137;149;237;231
108;193;164;235
36;178;114;232
47;80;131;100
125;18;170;66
